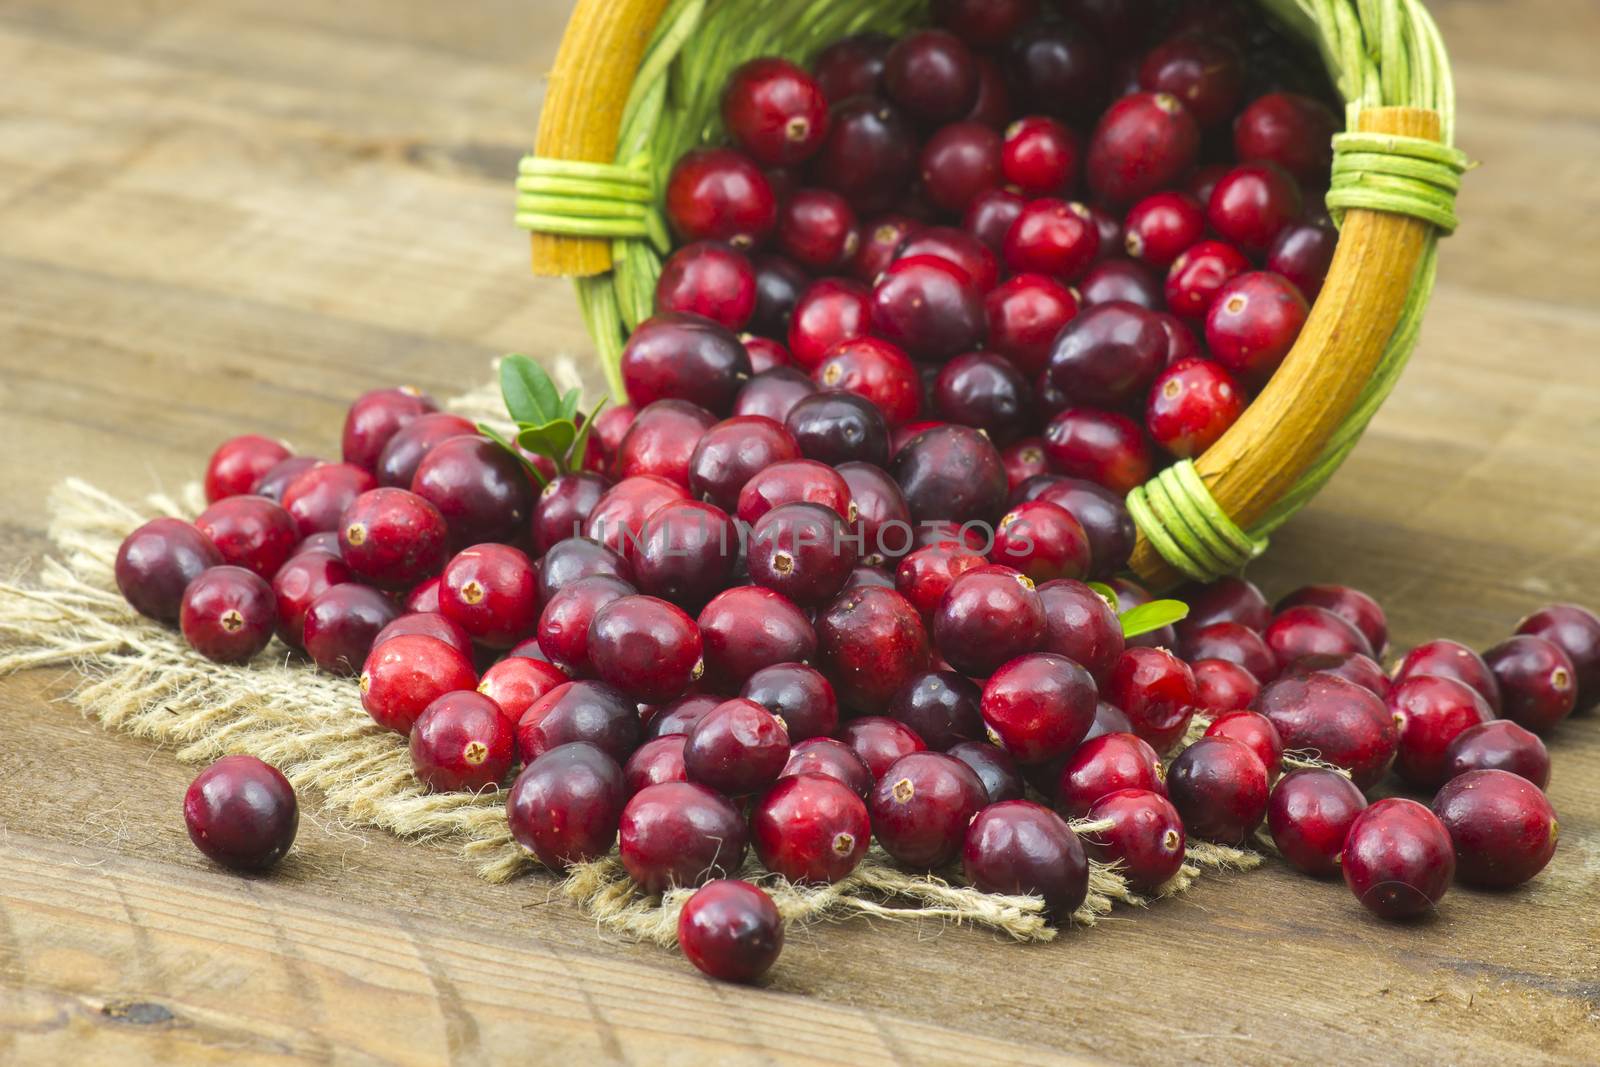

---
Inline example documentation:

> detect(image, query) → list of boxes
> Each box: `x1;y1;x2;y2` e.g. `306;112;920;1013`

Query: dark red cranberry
1433;770;1559;889
1047;301;1166;407
1267;221;1337;301
477;655;566;722
1178;575;1271;635
733;367;816;424
1086;92;1200;205
195;495;298;580
734;458;852;526
737;663;834;743
1146;357;1245;457
870;751;986;868
587;403;637;469
1023;478;1136;579
929;353;1028;444
1484;635;1578;733
1166;736;1268;844
1007;21;1109;122
752;773;870;884
746;255;805;340
932;0;1038;44
681;697;789;796
1517;603;1600;710
179;566;276;663
540;536;632;603
1080;260;1163;311
1445;720;1551;789
990;501;1091;583
531;472;609;556
374;609;473;656
375;413;475;489
1276;584;1387;657
1000;116;1078;196
1034;579;1123;683
1267;768;1367;878
646;693;723;741
1204;710;1284;776
870;255;985;362
1164;239;1249;319
621;314;751;415
342;386;437;473
884;29;978;124
985;274;1079;379
334;487;447;590
697;585;816;691
1185;162;1228;205
507;742;626;867
1153;311;1200;366
271;549;351;647
205;435;292;503
1342;798;1454;919
890;424;1008;526
615;400;717;488
963;800;1088;914
409;691;514;792
775;189;858;272
116;517;224;623
896;227;1000;292
851;215;923;282
980;652;1097;764
1205;270;1309;383
723;57;829;166
301;583;398;674
963;188;1025;254
251;455;321;502
945;741;1023;803
620;781;749;892
584;476;687;557
1138;33;1243;126
819;587;929;713
742;335;791;374
623;735;688;796
784;390;891;467
628;499;737;611
1393;639;1501;712
1234;92;1338;181
837;461;911;563
1122;191;1204;267
1264;605;1374;670
815;337;920;427
746;502;856;607
1002;439;1053;492
359;633;477;733
654;242;758;329
438;543;538;649
409;437;532;549
1389;675;1494;789
280;462;376;539
786;278;872;370
814;97;918;214
894;543;985;618
183;755;297;871
811;32;891;102
886;670;983;751
1193;659;1260;714
1182;621;1276;682
919;122;1002;215
1003;198;1099;282
1083;788;1186;892
678;879;782;983
1057;732;1165;816
781;737;874;798
664;147;777;247
1042;408;1154;495
515;679;640;765
585;595;703;703
1108;647;1198;753
934;566;1047;679
1257;673;1398;789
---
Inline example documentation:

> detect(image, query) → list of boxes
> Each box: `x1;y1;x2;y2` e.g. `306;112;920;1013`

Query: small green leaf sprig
1087;582;1190;639
478;355;607;489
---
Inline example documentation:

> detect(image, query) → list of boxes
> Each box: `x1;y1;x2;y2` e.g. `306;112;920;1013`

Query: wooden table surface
2;1;1598;1063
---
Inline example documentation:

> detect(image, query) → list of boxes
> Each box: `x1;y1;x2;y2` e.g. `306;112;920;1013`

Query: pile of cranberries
111;2;1592;986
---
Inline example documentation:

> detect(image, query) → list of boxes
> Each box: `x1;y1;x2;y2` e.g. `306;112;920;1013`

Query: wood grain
2;0;1599;1064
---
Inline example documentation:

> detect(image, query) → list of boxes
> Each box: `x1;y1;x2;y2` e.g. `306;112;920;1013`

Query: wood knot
101;1000;176;1026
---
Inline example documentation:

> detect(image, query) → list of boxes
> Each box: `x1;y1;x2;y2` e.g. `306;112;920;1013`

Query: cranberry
883;669;980;751
664;147;776;247
408;690;514;792
933;566;1047;679
732;460;850;528
818;587;929;712
374;414;475;488
1192;659;1261;713
1179;574;1271;634
814;97;918;214
1264;604;1374;670
1164;239;1249;320
1267;221;1337;301
916;122;1001;215
1393;639;1501;712
615;400;717;490
785;279;870;370
752;773;870;884
981;653;1097;765
1267;768;1367;878
1146;357;1246;457
731;663;837;756
178;566;276;663
679;697;788;797
848;215;919;282
723;57;829;166
1342;798;1454;919
1256;673;1398;789
584;476;687;557
742;336;792;375
1275;585;1386;657
926;353;1026;444
837;461;911;563
677;879;783;983
299;584;396;673
896;227;1000;291
963;189;1025;255
1166;736;1269;844
474;654;563;717
1434;769;1560;889
1079;260;1163;311
1185;162;1228;205
965;57;1014;127
271;549;351;647
622;734;689;796
943;741;1021;803
772;195;855;276
374;609;470;657
812;32;891;101
982;276;1077;380
583;595;702;704
194;495;298;580
932;0;1038;44
1000;116;1078;196
1031;581;1120;683
1002;439;1053;492
626;313;755;409
1047;301;1167;408
1086;92;1200;206
629;500;738;611
1153;311;1201;366
1484;635;1578;733
890;424;1007;525
589;404;638;468
342;386;436;473
1003;199;1099;282
840;718;926;784
438;543;538;649
407;437;531;549
1182;621;1276;682
963;800;1089;914
813;338;919;427
653;242;758;329
1204;271;1309;383
1445;720;1551;789
646;693;722;741
1057;732;1165;816
1025;479;1137;578
331;488;445;591
781;738;873;798
529;473;607;556
1043;408;1155;494
1107;647;1198;753
620;781;749;892
1121;191;1204;267
250;456;321;502
540;534;630;602
868;751;986;868
894;544;984;618
205;434;293;503
1234;92;1338;181
358;633;476;733
743;502;854;608
1204;710;1284;775
869;255;985;363
733;367;817;425
515;679;640;765
1084;788;1187;892
883;29;977;124
116;518;224;623
1516;603;1600;710
782;390;890;466
183;755;297;871
1389;674;1495;788
277;462;373;539
990;501;1092;583
507;742;626;868
1138;34;1242;126
696;585;816;691
1007;21;1108;122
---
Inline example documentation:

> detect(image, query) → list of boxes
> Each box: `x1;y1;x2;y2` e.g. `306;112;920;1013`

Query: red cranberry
1180;574;1271;634
1193;659;1261;714
814;97;918;213
1276;584;1387;657
723;57;829;166
1164;239;1249;319
894;544;985;618
589;404;638;468
885;669;983;751
531;472;609;556
1087;702;1139;743
1002;439;1053;492
1047;301;1166;407
205;435;293;503
251;455;321;502
515;679;640;765
654;242;758;329
507;742;626;867
1108;647;1198;753
752;774;870;884
195;495;298;580
990;501;1091;583
620;781;749;891
1445;720;1551;789
1389;675;1495;788
1264;604;1374;670
742;335;792;374
183;755;297;871
963;800;1088;914
1003;199;1099;282
1205;270;1308;383
1516;603;1600;710
410;437;532;549
665;147;776;248
984;274;1078;379
271;549;351;647
781;738;874;799
1079;259;1163;311
539;532;631;601
342;386;436;473
409;691;514;792
1023;477;1137;578
359;633;477;733
1267;768;1367;878
870;255;985;363
1146;357;1245;457
1166;736;1268;844
1000;116;1079;196
1182;621;1276;683
1342;798;1454;919
895;227;999;291
1433;770;1559;889
1484;635;1578;733
784;391;891;467
1035;579;1124;683
631;500;738;611
918;121;1002;215
870;751;986;868
1234;92;1338;181
376;609;472;656
1084;788;1186;891
1267;221;1337;301
1122;191;1204;267
773;190;856;272
934;566;1047;679
477;656;565;721
1153;311;1200;365
646;693;722;741
1086;92;1200;205
696;585;816;690
786;278;872;370
280;462;375;539
1256;674;1398;789
1393;639;1501;712
623;735;688;796
1007;21;1109;122
586;594;703;703
735;460;852;528
884;29;977;124
116;518;224;623
811;32;890;100
179;566;276;663
375;413;475;488
681;697;789;796
980;653;1097;765
615;400;717;489
584;476;687;557
814;338;920;427
678;879;782;983
1057;732;1165;816
1138;34;1243;126
1204;710;1284;775
334;488;446;590
1043;408;1155;495
734;367;817;424
300;583;397;674
819;587;929;713
890;424;1008;525
439;543;538;649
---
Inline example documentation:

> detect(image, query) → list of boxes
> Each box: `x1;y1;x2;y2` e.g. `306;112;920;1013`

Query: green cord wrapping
515;0;1465;584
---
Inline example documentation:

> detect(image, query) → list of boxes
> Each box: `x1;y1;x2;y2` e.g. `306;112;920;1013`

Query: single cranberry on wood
183;755;298;872
1444;720;1551;789
678;879;783;984
1342;798;1454;920
1432;769;1559;889
1483;635;1578;733
1516;603;1600;710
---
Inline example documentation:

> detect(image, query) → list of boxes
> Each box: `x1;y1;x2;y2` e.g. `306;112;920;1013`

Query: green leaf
567;395;608;472
559;387;583;421
1087;581;1119;611
477;422;548;489
516;419;577;460
1118;599;1190;639
500;355;562;426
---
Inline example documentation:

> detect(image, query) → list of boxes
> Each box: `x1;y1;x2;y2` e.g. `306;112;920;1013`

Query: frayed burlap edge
0;468;1259;947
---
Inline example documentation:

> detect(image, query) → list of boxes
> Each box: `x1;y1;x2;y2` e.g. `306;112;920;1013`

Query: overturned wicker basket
518;0;1465;591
